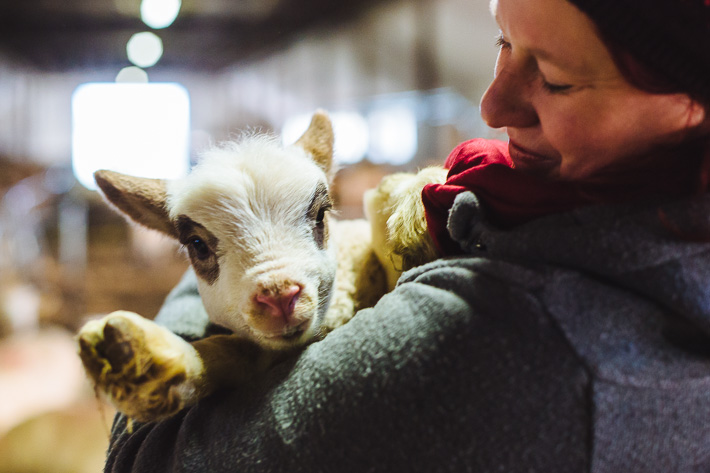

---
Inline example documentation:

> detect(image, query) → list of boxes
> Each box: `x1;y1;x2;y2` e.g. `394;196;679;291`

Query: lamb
77;111;446;423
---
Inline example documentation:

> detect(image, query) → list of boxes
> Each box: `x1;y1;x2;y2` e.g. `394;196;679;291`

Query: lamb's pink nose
255;285;301;322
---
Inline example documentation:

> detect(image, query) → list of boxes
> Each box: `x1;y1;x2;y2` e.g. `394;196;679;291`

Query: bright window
71;82;190;190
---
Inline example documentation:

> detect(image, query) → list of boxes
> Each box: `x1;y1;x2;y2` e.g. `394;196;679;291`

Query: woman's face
480;0;705;180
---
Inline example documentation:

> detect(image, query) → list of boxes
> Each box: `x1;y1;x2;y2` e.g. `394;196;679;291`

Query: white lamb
77;111;446;422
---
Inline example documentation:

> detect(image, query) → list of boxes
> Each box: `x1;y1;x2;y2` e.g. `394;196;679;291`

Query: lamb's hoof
77;311;203;423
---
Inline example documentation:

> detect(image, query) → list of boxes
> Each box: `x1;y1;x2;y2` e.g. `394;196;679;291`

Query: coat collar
447;191;710;335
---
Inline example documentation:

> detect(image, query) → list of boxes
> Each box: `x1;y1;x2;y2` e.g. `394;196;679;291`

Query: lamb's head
94;111;338;349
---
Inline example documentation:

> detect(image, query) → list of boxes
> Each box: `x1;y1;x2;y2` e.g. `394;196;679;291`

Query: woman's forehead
491;0;618;78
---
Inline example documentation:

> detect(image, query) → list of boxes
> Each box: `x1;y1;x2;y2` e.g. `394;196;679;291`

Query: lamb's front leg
77;311;283;423
77;311;203;422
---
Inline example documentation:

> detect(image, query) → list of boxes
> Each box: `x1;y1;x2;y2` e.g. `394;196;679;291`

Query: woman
106;0;710;471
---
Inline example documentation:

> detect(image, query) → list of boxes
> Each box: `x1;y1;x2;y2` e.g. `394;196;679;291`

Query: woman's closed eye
540;78;574;94
495;31;574;95
496;31;575;95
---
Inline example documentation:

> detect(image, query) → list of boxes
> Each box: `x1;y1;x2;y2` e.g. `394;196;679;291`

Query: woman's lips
508;140;559;174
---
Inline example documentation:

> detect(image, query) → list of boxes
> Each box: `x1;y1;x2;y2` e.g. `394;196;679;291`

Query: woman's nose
480;60;538;130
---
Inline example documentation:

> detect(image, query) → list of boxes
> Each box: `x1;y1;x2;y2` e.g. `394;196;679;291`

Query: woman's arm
105;259;589;473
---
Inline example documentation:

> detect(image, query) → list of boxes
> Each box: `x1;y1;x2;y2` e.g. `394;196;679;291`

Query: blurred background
0;0;499;471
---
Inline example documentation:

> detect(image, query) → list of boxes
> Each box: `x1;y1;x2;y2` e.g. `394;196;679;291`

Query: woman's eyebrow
531;45;584;73
494;20;583;73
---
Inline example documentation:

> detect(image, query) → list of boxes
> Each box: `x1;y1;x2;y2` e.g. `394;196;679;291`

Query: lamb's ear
94;170;178;239
294;110;334;178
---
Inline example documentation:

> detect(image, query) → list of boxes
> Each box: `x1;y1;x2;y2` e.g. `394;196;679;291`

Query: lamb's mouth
265;320;311;342
281;328;306;341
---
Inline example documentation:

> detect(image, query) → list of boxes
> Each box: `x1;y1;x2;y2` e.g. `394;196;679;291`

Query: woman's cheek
542;113;586;156
549;125;608;179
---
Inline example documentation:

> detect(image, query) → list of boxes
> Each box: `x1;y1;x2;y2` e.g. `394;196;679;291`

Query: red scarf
422;138;704;256
422;139;591;256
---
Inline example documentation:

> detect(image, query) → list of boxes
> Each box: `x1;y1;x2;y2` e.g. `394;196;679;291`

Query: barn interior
0;0;499;471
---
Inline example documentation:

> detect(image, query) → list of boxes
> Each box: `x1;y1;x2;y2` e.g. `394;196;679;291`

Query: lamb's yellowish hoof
77;311;204;423
364;166;447;290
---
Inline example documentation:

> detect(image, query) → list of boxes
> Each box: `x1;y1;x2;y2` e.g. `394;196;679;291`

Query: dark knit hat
566;0;710;104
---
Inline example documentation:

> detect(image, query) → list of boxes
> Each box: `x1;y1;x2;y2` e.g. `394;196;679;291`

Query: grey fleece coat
105;191;710;472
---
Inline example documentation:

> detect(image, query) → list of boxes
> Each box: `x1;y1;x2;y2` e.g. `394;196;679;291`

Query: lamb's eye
189;237;211;260
316;207;327;225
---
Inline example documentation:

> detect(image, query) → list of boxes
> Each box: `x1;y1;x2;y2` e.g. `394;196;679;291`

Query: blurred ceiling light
126;32;163;68
115;66;149;83
71;82;191;190
368;106;418;165
141;0;181;29
282;111;369;165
